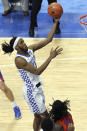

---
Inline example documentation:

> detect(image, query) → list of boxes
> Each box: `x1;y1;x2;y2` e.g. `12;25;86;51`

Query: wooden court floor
0;38;87;131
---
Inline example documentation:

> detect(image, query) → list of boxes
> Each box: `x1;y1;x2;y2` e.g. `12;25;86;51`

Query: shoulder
28;46;34;52
28;48;34;54
15;56;27;66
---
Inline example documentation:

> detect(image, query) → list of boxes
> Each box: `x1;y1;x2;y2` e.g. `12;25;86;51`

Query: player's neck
17;50;28;56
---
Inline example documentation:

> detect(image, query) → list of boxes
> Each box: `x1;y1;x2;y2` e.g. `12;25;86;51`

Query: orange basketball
48;2;63;19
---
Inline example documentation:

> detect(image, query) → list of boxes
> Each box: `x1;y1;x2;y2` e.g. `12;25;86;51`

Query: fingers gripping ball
48;2;63;19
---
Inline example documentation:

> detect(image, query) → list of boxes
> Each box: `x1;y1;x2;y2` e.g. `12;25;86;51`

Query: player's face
17;39;28;52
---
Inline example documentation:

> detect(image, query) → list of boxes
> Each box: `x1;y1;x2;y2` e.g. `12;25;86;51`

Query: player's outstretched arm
15;46;63;75
28;19;59;52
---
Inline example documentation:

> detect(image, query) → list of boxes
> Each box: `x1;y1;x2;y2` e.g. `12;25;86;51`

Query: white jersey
15;49;46;114
16;49;42;92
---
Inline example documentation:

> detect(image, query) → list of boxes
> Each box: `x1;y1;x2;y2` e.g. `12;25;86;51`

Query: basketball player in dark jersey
40;99;75;131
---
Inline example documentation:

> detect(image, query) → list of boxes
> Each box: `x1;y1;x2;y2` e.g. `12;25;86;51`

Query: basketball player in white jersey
1;19;63;131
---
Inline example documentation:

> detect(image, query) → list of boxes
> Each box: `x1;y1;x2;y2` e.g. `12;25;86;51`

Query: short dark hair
41;118;53;131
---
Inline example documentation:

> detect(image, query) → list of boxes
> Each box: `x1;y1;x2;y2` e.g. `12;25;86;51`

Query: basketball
48;2;63;19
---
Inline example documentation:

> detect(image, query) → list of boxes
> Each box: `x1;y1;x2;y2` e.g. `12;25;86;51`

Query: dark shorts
0;71;4;82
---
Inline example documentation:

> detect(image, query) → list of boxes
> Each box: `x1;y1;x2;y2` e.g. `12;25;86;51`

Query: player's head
14;38;28;53
41;118;53;131
2;37;28;54
49;99;70;122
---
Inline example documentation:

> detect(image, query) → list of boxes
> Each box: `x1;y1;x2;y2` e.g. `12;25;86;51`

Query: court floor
0;38;87;131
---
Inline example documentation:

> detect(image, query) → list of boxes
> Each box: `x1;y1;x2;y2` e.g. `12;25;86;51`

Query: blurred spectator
1;0;29;16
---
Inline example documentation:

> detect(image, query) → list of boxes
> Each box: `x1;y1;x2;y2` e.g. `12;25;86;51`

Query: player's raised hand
50;46;63;59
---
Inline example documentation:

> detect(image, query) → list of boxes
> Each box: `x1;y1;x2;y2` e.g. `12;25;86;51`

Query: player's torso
16;49;42;89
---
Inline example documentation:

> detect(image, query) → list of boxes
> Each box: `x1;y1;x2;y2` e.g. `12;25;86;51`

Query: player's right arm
15;56;52;75
28;19;59;52
15;46;63;75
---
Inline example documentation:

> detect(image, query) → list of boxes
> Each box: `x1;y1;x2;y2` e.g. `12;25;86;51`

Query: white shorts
23;84;46;114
